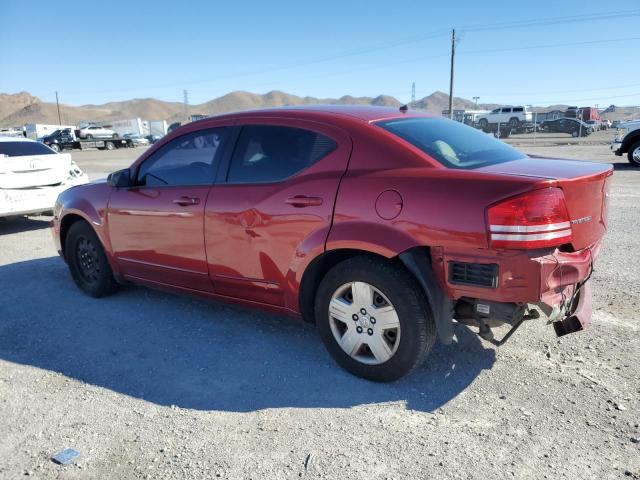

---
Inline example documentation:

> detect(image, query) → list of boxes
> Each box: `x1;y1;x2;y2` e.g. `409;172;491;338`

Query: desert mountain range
0;90;636;127
0;90;498;127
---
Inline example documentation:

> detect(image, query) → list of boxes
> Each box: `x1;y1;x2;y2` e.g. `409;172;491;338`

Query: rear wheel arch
299;249;389;324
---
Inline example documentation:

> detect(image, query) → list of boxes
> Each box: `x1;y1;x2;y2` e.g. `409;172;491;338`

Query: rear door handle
172;196;200;206
285;195;323;208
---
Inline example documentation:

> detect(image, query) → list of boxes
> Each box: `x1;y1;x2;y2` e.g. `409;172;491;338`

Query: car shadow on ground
611;161;639;171
0;257;496;413
0;216;51;235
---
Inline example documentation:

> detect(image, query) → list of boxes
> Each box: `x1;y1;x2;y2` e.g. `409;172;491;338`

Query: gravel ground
0;142;638;480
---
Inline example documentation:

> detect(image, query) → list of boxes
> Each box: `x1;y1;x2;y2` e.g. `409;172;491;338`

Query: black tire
478;118;488;129
629;141;640;166
571;130;579;138
86;134;93;139
65;221;119;297
105;141;115;151
49;143;60;152
508;117;519;128
315;256;436;382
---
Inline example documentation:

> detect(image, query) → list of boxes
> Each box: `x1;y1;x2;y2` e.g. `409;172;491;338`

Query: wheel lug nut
352;314;358;321
367;328;373;336
370;317;376;324
360;308;367;315
356;326;363;334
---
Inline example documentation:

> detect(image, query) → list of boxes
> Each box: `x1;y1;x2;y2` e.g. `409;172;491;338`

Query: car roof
0;136;35;142
191;104;431;125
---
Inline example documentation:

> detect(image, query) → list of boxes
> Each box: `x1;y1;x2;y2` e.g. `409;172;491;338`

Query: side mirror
107;168;132;188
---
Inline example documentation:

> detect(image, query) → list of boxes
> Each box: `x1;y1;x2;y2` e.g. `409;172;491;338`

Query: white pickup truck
476;106;534;129
611;120;640;166
0;137;89;218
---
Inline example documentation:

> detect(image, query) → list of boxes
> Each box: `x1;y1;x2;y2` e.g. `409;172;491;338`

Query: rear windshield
375;117;526;169
0;141;55;157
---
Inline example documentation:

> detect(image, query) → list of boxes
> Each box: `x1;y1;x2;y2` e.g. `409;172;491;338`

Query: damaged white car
0;137;88;218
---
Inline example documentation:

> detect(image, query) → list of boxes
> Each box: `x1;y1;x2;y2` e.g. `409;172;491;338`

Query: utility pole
183;89;189;123
411;82;416;107
448;28;456;119
55;91;62;125
473;96;479;107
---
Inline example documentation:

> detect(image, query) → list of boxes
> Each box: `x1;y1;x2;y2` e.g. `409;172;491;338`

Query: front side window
375;117;526;170
227;125;336;183
501;108;512;113
136;128;228;187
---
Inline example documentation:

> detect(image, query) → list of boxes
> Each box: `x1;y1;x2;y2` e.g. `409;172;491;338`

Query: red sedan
52;106;612;381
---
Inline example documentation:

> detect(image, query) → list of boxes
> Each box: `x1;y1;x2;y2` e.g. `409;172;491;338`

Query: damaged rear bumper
429;242;600;343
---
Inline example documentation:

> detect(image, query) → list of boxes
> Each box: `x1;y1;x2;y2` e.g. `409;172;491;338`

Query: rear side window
136;128;228;186
0;141;55;157
376;117;526;169
227;125;336;183
513;107;523;112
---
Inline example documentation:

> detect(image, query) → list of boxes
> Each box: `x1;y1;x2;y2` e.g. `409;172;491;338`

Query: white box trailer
25;123;75;140
109;118;149;137
149;120;168;137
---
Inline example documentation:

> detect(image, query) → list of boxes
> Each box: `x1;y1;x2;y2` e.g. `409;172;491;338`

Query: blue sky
1;0;639;107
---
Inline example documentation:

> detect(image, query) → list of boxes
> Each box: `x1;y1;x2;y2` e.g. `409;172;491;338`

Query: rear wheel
478;118;488;129
629;141;640;166
315;256;435;382
65;221;118;297
105;141;115;151
508;117;519;128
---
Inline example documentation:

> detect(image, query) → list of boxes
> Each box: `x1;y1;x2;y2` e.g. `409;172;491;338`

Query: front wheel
105;141;115;150
478;118;488;129
629;141;640;166
49;143;60;152
315;256;435;382
508;117;519;128
65;221;119;297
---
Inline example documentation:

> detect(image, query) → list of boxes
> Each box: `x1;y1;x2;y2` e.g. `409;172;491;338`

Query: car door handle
285;195;323;208
172;196;200;206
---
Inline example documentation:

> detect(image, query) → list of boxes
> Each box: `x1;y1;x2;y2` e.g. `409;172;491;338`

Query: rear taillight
488;187;572;249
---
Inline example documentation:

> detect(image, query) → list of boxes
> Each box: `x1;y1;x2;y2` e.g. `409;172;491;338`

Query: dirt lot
0;139;638;480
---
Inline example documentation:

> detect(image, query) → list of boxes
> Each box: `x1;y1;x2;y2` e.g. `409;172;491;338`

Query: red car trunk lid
478;157;613;250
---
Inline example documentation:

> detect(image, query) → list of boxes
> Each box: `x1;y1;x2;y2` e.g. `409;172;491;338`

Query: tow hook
475;307;540;347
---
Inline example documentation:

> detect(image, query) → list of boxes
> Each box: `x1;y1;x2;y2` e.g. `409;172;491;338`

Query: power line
458;36;640;55
456;82;640;97
456;9;640;32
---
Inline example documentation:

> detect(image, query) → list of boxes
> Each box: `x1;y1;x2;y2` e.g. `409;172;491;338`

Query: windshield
0;141;56;157
375;117;526;169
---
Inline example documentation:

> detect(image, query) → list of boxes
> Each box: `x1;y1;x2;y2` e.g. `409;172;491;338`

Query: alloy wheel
328;281;401;365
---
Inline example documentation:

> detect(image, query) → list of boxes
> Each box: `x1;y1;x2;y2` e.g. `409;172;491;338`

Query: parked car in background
476;106;534;129
123;133;150;147
585;120;602;131
52;106;612;381
611;119;640;165
78;125;117;139
0;137;88;218
601;119;612;130
540;118;593;137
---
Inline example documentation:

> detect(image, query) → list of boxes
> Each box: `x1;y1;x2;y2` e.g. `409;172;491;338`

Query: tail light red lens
488;187;572;249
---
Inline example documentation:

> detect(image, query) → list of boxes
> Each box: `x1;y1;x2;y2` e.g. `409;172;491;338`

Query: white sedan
78;125;117;139
0;137;88;218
